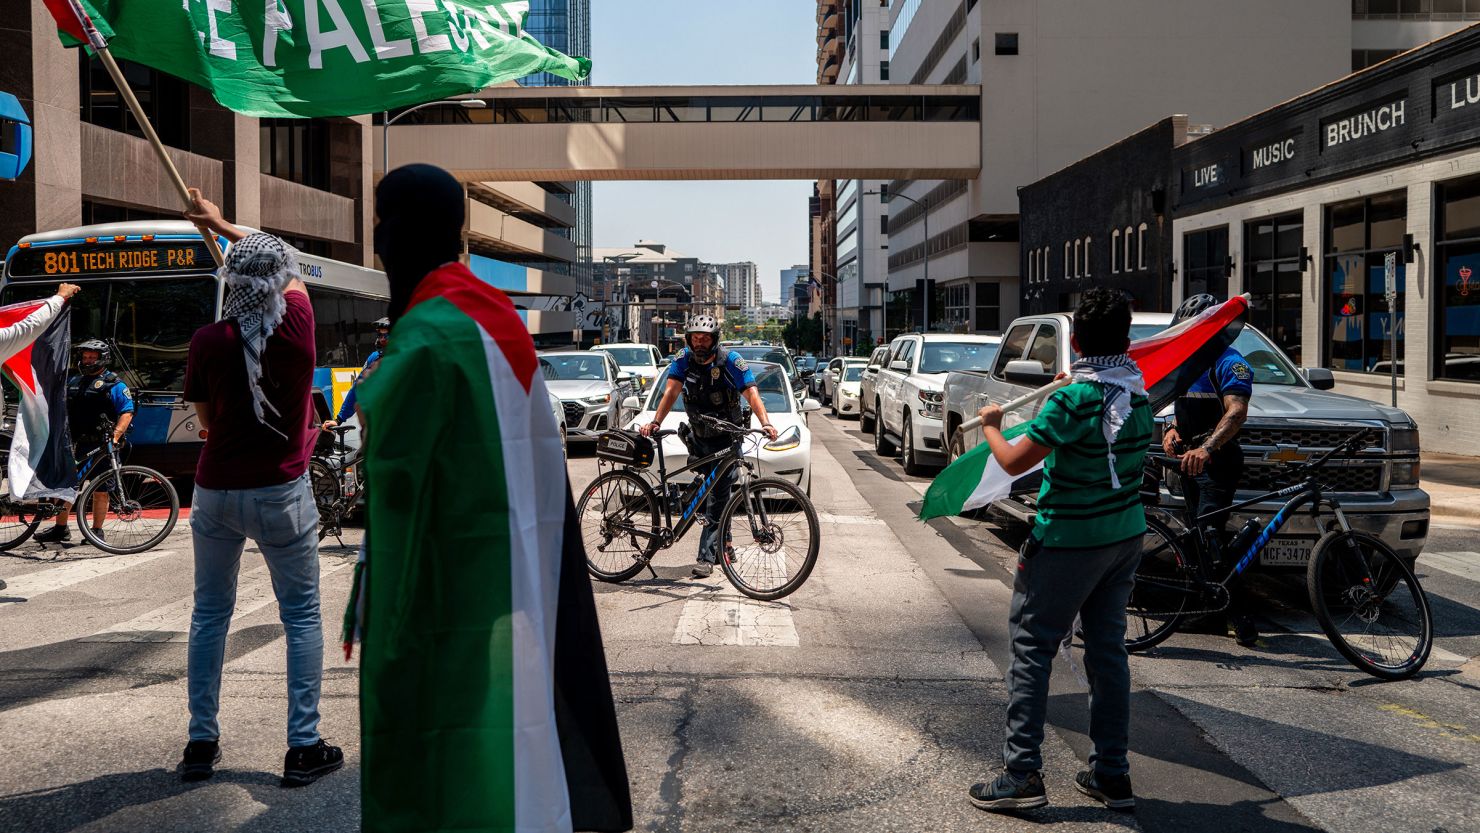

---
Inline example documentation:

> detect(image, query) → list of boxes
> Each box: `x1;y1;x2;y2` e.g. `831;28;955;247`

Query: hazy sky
589;1;815;303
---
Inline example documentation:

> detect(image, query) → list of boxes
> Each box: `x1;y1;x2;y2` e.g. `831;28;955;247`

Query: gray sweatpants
1003;535;1143;776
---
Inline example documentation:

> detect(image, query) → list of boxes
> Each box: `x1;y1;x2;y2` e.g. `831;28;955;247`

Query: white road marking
1419;551;1480;584
81;560;352;643
0;551;176;602
1263;613;1468;665
673;583;800;647
817;512;886;526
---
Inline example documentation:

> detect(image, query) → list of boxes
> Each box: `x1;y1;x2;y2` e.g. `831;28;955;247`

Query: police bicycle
0;416;180;555
1127;428;1433;680
309;424;363;544
577;413;821;601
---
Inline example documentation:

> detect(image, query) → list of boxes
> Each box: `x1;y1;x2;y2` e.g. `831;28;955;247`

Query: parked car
810;357;833;397
941;311;1429;569
832;361;866;418
858;344;892;434
872;334;1001;475
547;389;568;457
727;344;807;404
622;361;822;493
817;356;847;405
823;357;866;408
539;351;637;444
590;342;665;393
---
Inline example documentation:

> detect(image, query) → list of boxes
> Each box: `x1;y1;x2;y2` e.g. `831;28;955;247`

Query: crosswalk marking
1419;551;1480;584
0;551;176;602
81;560;352;643
817;512;886;526
673;583;799;647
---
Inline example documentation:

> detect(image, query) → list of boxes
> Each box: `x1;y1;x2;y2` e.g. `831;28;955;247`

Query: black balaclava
374;164;465;323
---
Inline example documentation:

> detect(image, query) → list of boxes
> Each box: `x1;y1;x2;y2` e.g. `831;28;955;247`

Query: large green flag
51;0;589;118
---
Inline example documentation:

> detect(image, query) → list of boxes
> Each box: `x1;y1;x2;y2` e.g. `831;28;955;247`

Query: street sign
1383;250;1399;407
1384;251;1397;302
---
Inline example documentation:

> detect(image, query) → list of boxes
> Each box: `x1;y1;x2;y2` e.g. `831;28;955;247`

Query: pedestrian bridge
378;84;981;182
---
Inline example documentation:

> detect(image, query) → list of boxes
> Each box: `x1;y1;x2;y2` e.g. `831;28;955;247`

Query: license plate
1260;538;1314;567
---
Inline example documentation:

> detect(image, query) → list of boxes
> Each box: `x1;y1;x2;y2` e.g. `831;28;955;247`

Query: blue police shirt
1175;347;1252;446
668;347;756;392
335;350;381;422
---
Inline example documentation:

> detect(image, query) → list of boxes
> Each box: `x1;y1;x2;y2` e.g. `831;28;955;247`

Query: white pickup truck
940;312;1430;569
871;333;1001;476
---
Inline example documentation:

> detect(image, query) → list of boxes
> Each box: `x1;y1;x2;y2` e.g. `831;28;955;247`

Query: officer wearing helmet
35;339;135;543
641;314;780;577
323;316;390;431
1162;294;1257;646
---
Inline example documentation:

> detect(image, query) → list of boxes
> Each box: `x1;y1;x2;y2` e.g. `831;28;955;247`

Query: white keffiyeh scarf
220;233;296;440
1068;354;1146;489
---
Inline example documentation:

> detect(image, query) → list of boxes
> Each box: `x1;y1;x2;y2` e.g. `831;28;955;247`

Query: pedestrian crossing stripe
0;551;176;602
1419;551;1480;584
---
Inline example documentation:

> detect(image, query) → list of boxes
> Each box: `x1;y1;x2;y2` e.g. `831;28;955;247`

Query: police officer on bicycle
640;315;780;577
322;316;389;432
1162;294;1257;646
35;339;135;543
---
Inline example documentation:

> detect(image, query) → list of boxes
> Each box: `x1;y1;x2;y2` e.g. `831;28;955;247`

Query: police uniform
668;346;757;565
1173;347;1253;532
67;370;135;453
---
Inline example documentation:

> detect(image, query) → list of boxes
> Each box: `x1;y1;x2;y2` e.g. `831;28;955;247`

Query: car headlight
1390;460;1421;489
763;426;802;452
917;390;943;418
584;393;612;405
1389;425;1419;453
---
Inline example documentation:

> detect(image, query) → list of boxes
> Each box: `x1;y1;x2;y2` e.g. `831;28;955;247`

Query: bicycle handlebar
692;413;770;436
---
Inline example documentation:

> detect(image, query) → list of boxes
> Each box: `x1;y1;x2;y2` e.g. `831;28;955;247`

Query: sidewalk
1422;452;1480;525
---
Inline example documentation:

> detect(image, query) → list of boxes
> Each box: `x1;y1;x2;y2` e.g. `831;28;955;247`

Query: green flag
53;0;589;118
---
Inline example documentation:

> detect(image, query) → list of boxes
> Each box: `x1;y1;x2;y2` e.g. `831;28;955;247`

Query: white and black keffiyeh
220;233;296;440
1068;354;1147;489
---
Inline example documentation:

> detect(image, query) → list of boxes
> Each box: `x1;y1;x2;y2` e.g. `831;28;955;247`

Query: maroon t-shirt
185;291;316;490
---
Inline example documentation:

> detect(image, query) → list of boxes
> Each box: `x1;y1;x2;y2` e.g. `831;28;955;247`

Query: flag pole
93;47;226;267
958;377;1072;435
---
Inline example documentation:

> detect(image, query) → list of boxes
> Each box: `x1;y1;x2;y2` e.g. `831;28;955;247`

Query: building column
27;0;82;236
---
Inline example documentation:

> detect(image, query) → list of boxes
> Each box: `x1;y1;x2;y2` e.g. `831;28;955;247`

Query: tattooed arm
1180;394;1249;476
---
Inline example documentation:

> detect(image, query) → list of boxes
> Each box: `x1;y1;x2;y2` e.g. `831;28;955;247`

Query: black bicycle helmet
1172;293;1220;324
75;339;111;372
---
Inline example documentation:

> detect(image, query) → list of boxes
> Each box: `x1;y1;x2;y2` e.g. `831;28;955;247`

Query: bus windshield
0;277;217;391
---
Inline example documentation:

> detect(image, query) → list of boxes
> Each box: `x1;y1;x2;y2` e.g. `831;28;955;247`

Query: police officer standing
1162;294;1256;646
640;315;780;577
36;339;135;543
322;316;389;432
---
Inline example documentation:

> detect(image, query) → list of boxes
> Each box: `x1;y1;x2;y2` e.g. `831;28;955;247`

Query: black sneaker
1231;616;1260;648
34;525;71;543
178;740;221;782
691;561;714;578
1075;769;1135;811
969;769;1047;812
89;528;105;542
281;739;343;788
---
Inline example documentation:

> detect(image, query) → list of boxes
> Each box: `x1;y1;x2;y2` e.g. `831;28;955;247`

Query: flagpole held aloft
958;377;1072;434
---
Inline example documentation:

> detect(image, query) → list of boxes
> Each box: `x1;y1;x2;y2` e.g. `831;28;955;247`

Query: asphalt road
0;414;1475;832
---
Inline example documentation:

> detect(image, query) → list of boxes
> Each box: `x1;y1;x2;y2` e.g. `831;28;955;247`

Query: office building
718;261;763;309
593;240;701;344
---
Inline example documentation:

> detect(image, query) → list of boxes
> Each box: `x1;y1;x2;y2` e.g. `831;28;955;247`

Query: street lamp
382;99;487;175
866;188;929;334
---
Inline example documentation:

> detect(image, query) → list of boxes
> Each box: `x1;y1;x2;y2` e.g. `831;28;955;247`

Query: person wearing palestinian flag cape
345;164;632;833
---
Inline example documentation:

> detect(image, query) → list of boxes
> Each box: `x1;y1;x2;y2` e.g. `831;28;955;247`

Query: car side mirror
617;372;635;383
621;396;641;410
889;360;910;372
801;398;823;412
1302;367;1336;390
1004;359;1055;387
659;358;671;367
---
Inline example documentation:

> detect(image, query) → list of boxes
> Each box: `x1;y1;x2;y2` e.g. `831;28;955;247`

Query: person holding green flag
346;164;631;833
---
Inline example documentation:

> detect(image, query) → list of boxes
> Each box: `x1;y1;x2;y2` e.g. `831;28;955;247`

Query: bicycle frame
602;431;767;552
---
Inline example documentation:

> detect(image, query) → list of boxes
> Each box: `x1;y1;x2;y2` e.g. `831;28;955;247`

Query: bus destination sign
7;241;213;279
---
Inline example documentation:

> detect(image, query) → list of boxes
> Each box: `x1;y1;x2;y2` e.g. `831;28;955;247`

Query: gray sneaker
691;561;714;578
970;769;1048;812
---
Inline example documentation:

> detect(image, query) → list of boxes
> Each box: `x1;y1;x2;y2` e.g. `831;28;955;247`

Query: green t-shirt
1024;382;1153;549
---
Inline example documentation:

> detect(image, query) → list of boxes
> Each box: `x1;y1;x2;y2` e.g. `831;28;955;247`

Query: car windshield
1127;323;1304;386
917;342;999;374
597;347;655;367
842;365;864;382
646;363;792;413
730;346;796;375
540;354;610;381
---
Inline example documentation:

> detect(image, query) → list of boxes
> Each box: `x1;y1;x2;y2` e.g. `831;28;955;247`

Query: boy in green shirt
969;288;1151;813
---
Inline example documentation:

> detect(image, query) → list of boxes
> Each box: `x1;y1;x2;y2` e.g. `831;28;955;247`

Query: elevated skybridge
378;84;982;182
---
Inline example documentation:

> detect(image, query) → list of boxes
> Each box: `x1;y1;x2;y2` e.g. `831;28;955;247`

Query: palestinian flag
0;299;77;502
348;263;631;833
920;295;1249;520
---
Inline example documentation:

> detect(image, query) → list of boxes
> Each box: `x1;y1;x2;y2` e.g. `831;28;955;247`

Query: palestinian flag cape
0;299;77;502
920;295;1249;520
349;264;631;833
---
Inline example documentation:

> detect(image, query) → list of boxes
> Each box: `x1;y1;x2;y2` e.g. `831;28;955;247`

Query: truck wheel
860;401;875;434
902;416;928;476
874;402;897;457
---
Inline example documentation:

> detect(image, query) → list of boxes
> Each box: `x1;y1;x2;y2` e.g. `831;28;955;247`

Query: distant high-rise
718;262;763;310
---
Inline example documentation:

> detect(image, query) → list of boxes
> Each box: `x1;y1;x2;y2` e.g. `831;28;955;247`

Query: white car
623;361;821;494
873;334;1002;476
590;342;665;393
547;389;568;457
824;358;866;408
831;361;865;419
540;351;637;443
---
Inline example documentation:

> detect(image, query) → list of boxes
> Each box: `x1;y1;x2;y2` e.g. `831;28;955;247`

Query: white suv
872;333;1002;475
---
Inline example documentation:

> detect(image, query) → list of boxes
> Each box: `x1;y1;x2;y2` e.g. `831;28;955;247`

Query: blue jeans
1003;535;1143;777
188;472;323;748
687;433;737;565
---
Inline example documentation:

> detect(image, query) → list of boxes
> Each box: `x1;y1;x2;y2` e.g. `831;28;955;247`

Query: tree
783;312;824;354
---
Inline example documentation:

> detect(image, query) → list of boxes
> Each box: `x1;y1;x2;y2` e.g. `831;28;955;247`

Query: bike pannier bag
595;430;656;468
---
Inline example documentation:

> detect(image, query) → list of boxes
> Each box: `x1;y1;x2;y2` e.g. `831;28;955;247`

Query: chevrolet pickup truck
941;312;1429;568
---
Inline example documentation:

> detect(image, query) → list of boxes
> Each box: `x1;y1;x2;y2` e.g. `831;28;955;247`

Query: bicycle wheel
578;470;660;583
1126;514;1197;652
1307;530;1432;680
308;459;340;540
718;477;820;601
0;497;41;551
76;465;179;554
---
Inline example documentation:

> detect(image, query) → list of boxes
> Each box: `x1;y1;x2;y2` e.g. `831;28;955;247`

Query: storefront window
1183;226;1229;299
1244;213;1304;363
1323;191;1406;374
1436;175;1480;381
975;282;1001;332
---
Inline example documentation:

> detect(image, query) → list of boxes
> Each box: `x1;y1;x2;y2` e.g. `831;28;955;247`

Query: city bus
2;220;388;479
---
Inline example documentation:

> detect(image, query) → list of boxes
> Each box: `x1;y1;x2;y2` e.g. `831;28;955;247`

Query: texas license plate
1260;538;1315;567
